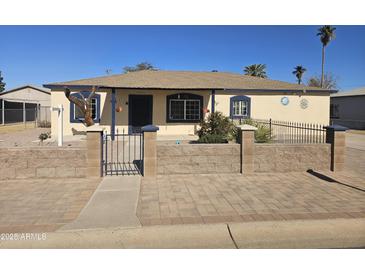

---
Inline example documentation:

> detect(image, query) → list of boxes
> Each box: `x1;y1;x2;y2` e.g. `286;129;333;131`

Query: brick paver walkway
137;172;365;226
0;177;100;232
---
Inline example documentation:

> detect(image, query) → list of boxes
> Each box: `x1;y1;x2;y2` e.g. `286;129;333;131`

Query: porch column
237;124;257;174
325;125;347;172
211;89;216;113
23;101;26;125
111;88;116;140
142;125;159;178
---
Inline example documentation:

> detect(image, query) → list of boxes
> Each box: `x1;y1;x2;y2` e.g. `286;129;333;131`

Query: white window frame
233;100;248;116
74;98;97;121
169;99;201;121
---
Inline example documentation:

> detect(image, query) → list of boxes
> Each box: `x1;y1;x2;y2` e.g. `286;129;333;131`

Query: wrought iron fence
102;129;144;176
250;118;327;144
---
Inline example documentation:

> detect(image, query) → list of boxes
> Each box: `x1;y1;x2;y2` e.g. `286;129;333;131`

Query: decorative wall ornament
280;96;289;106
300;98;309;109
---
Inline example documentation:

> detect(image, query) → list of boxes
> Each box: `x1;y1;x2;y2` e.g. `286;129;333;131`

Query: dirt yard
0;127;85;147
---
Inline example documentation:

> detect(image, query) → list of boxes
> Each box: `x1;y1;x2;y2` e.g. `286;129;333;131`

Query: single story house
44;70;333;138
0;85;51;124
330;87;365;129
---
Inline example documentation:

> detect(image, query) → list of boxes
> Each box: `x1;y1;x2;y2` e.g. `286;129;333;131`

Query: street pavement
1;218;364;248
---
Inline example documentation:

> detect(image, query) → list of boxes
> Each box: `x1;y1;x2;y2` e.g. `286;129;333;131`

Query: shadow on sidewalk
307;169;365;193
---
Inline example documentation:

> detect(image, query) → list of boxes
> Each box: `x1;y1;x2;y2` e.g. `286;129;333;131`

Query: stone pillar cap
236;124;258;131
324;125;348;131
86;125;106;132
141;125;160;132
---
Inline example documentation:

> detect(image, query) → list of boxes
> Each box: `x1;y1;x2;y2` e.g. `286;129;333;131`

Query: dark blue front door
128;95;153;133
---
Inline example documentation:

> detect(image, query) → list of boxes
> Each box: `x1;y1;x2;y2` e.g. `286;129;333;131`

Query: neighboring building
0;85;51;124
330;87;365;129
44;70;334;137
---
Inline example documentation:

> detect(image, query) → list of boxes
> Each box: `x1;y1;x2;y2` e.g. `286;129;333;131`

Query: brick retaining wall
0;147;88;180
254;143;331;172
157;143;240;175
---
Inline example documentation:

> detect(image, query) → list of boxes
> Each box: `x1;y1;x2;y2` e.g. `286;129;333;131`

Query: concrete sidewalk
1;218;364;249
60;176;141;231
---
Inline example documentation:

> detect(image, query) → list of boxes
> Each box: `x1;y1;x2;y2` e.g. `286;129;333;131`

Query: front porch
103;89;214;138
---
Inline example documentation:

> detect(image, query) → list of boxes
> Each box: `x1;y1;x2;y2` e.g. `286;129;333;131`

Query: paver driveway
137;172;365;226
0;177;100;232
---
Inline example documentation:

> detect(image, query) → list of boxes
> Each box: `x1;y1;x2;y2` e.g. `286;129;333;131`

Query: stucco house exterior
330;87;365;129
44;70;333;138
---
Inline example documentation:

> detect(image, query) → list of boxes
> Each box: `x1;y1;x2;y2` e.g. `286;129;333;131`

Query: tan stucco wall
51;88;329;137
214;90;330;125
51;89;211;137
51;89;109;137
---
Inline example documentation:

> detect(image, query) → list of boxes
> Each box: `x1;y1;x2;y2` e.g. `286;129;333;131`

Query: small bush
197;112;237;143
39;120;51;128
243;119;272;143
197;134;228;143
39;132;51;143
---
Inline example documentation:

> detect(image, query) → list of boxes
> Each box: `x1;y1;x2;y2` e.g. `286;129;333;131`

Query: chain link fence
0;106;51;127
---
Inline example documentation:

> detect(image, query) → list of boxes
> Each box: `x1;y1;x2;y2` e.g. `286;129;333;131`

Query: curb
1;218;364;249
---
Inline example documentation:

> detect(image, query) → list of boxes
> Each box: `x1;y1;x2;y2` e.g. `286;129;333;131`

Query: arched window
69;91;101;123
166;93;203;123
230;95;251;119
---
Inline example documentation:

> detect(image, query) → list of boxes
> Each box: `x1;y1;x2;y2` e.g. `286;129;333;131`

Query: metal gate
102;129;144;176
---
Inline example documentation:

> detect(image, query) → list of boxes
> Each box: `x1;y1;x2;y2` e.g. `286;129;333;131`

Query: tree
307;73;338;90
64;86;98;126
243;64;267;78
123;62;158;73
0;71;6;92
292;65;307;84
317;25;336;88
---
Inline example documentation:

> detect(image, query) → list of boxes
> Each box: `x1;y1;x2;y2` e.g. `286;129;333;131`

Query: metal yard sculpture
64;86;98;126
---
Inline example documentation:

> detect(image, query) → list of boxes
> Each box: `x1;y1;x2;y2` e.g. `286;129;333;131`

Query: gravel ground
0;128;85;147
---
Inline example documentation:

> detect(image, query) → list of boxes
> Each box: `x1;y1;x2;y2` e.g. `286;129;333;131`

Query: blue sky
1;25;364;91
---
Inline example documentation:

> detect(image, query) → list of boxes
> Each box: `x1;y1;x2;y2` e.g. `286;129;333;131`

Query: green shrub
39;132;51;143
197;112;237;143
243;119;272;143
197;134;228;143
254;124;272;143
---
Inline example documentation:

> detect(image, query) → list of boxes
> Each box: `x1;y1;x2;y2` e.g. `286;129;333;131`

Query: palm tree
292;65;307;84
243;64;267;78
317;25;336;88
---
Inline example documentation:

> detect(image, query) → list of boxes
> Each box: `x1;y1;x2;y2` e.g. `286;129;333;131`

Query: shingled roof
44;70;332;92
331;87;365;97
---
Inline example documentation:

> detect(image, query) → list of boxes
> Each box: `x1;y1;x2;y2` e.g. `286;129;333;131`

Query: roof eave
224;88;333;93
44;84;334;93
2;85;51;95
